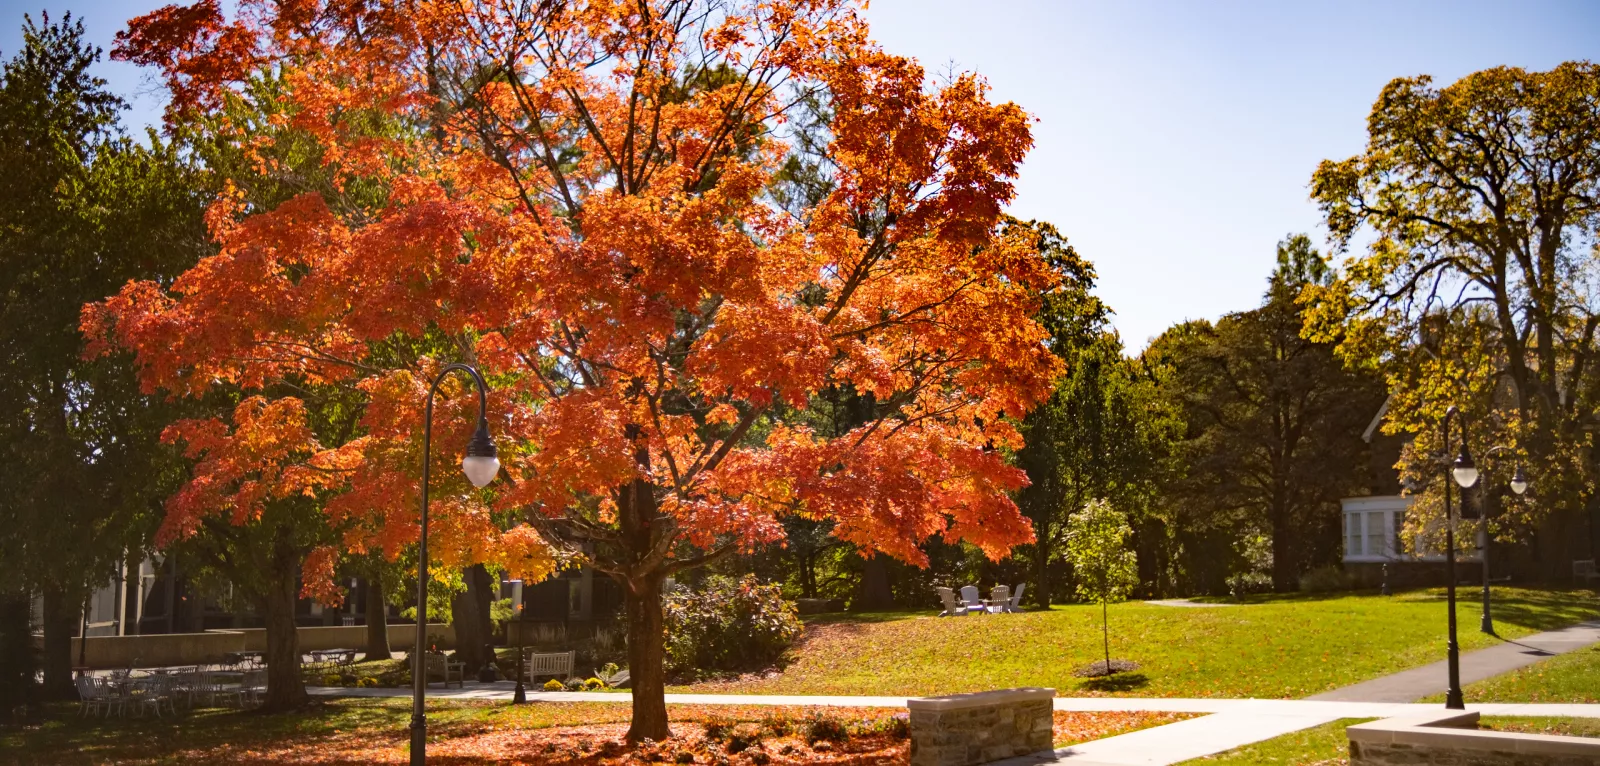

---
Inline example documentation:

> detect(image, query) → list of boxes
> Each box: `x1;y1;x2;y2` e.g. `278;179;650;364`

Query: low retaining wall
908;687;1054;766
60;624;455;669
1349;710;1600;766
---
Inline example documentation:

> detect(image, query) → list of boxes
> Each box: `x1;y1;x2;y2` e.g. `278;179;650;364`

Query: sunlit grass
681;587;1598;699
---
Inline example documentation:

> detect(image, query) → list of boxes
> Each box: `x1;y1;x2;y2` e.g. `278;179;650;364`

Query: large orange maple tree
90;0;1061;738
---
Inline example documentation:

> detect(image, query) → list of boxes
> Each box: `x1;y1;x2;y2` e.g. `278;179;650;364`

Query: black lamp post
1442;406;1475;710
412;363;498;766
509;579;527;705
1475;456;1530;637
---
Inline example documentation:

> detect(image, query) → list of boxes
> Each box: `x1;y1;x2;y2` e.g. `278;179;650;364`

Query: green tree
0;13;206;699
1306;62;1600;575
1150;236;1385;591
1064;498;1138;675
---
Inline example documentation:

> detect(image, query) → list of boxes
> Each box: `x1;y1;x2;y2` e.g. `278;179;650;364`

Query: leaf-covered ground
0;699;1188;765
682;588;1598;698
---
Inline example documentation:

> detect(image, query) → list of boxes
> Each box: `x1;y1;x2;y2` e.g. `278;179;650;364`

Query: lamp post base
410;714;427;765
513;680;526;705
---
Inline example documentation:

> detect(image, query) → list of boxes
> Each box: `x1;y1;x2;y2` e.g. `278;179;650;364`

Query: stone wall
52;623;455;669
908;687;1054;766
1349;710;1600;766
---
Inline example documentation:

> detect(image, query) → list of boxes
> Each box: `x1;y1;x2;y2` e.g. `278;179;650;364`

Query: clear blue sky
5;0;1599;348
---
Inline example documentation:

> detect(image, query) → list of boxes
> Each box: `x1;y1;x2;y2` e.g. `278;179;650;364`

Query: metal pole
411;363;492;766
1479;525;1494;635
513;600;526;704
1443;406;1465;710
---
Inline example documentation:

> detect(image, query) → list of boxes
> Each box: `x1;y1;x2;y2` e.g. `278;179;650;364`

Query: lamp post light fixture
1475;454;1530;636
412;363;498;766
1441;406;1473;710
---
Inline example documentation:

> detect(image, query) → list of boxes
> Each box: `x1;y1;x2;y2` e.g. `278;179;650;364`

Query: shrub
564;678;586;692
703;714;734;743
1226;571;1273;598
583;677;606;690
321;673;343;686
725;724;762;754
663;575;801;678
801;711;849;745
543;678;565;692
356;677;378;688
1299;565;1355;593
759;712;793;737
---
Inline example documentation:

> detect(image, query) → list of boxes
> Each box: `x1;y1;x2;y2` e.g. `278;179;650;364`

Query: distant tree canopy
1148;235;1385;592
1305;61;1600;575
0;12;207;699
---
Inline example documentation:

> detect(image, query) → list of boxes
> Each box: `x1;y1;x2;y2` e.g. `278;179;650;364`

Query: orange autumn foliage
89;0;1059;614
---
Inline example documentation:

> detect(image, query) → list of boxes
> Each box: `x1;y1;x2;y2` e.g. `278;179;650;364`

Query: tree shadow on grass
1076;672;1149;693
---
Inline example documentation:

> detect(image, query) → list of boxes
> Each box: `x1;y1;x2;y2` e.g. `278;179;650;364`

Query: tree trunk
258;529;308;712
1033;539;1052;608
364;578;391;661
624;574;670;743
450;565;493;671
1270;500;1295;592
1102;599;1111;671
856;555;893;611
0;592;37;708
39;584;77;699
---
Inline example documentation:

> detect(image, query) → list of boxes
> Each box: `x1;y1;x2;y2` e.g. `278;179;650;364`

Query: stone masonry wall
1353;740;1597;766
908;690;1053;766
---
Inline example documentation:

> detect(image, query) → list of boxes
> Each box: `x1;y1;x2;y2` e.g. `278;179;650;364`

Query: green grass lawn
679;588;1598;699
1430;644;1600;703
1479;715;1600;738
1175;718;1370;765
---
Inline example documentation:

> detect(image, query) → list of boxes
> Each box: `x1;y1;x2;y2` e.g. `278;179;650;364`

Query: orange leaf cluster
88;0;1063;587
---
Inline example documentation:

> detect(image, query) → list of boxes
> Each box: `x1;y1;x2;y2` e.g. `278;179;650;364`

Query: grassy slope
1175;718;1370;765
1479;715;1600;738
680;588;1598;699
1437;644;1600;703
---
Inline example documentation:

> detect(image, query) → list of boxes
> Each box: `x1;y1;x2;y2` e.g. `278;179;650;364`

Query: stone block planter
908;687;1055;766
1349;710;1600;766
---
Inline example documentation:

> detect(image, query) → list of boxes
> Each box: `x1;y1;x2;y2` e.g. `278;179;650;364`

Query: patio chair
987;585;1010;614
936;587;969;617
219;669;268;708
128;674;177;718
1005;583;1026;613
425;653;465;688
959;585;987;614
76;676;123;718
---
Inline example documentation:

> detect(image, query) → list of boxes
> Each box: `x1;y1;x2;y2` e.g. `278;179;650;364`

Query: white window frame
1341;494;1478;563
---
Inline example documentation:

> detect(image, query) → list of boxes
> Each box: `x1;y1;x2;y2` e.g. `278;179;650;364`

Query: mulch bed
161;707;1191;764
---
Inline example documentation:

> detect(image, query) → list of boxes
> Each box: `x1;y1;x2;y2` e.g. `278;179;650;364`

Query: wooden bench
524;650;575;681
1576;560;1600;587
425;653;464;688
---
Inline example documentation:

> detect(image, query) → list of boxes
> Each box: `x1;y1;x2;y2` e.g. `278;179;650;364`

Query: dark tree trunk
624;574;670;743
1270;500;1295;592
0;593;37;708
39;584;77;699
856;555;893;611
450;565;493;671
364;578;391;661
258;529;307;712
1032;539;1052;608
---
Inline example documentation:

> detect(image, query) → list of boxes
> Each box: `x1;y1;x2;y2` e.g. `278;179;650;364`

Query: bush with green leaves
663;574;801;678
543;678;565;692
1227;571;1274;598
1299;565;1355;593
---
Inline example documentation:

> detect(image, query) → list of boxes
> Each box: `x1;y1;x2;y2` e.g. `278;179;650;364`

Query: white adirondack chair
987;585;1010;613
935;587;969;617
959;585;986;614
1006;583;1027;613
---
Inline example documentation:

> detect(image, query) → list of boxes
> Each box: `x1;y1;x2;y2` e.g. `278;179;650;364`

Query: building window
1346;513;1363;557
1366;511;1386;557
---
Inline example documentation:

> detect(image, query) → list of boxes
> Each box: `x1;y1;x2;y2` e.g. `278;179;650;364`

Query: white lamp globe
462;454;500;488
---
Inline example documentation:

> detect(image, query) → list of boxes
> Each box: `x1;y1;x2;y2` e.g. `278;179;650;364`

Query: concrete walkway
1307;619;1600;702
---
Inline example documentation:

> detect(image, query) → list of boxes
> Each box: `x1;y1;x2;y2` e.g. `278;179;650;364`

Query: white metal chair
76;676;123;718
524;650;575;681
935;587;969;616
959;585;986;615
987;585;1011;613
127;674;176;718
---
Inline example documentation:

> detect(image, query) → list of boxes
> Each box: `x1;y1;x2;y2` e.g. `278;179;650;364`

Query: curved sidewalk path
312;619;1600;764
